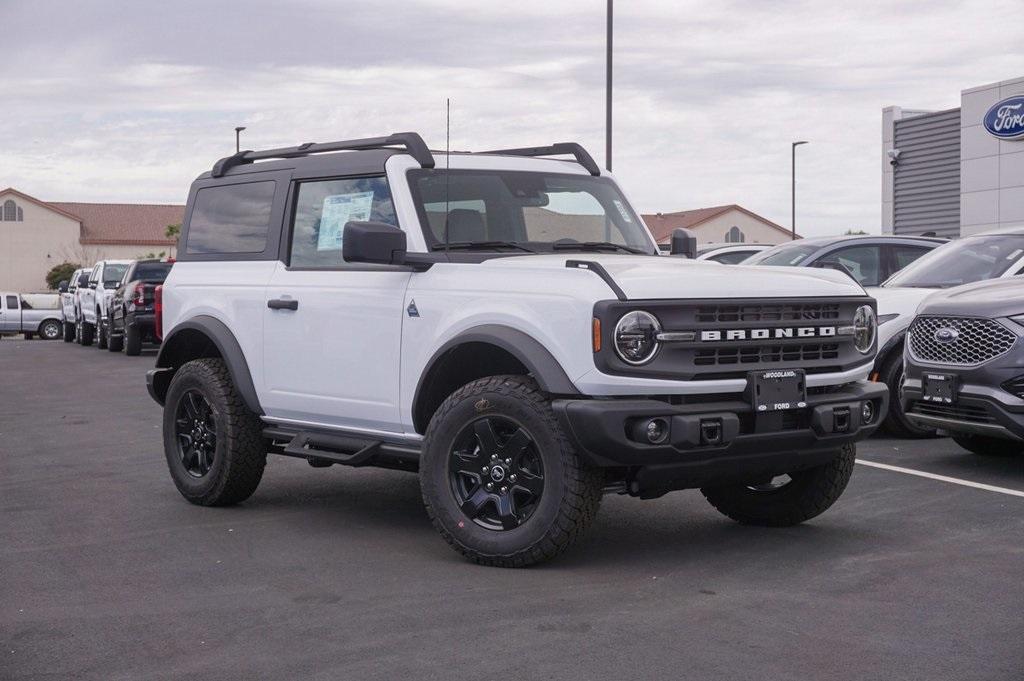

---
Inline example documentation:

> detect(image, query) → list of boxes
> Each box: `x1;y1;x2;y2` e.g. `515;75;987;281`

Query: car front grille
910;401;995;424
908;316;1017;366
695;303;841;324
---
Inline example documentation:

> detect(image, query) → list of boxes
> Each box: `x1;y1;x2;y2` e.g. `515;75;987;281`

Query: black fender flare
412;324;580;427
152;315;263;414
873;328;907;375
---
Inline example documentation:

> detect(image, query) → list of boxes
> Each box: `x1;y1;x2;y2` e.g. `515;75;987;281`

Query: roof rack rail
210;132;435;178
481;142;601;176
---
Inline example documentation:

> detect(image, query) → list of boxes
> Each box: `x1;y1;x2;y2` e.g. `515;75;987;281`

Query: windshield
745;243;819;266
884;235;1024;288
408;169;656;254
103;263;130;286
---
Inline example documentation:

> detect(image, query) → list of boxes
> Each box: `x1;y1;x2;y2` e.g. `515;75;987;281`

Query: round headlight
614;311;661;365
853;305;876;354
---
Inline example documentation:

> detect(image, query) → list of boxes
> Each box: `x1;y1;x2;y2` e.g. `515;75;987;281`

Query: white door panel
262;263;412;431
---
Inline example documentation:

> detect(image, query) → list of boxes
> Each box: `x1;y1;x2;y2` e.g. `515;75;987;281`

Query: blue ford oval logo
984;96;1024;140
934;327;959;344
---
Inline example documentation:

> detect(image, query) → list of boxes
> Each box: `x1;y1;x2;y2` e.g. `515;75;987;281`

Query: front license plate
922;373;957;404
750;369;807;412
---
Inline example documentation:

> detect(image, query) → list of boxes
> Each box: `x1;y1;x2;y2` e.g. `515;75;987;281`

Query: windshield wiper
551;241;647;254
431;240;537;253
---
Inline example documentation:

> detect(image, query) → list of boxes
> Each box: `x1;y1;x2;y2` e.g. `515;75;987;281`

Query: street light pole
791;140;808;240
605;0;612;172
235;126;246;153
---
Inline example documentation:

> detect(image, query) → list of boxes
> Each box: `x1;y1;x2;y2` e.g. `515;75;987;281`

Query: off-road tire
879;348;935;438
107;314;124;352
952;434;1023;457
39;320;61;341
62;321;75;342
420;375;603;567
701;443;856;527
162;358;266;506
124;323;142;356
96;313;108;349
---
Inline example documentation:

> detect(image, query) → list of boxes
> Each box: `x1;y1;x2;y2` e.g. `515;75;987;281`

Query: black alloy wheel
448;416;545;531
174;389;218;477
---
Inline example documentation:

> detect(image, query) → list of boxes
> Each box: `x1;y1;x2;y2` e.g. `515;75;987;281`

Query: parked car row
57;258;173;355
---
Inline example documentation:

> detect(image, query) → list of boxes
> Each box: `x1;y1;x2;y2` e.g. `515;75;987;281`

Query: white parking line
856;459;1024;498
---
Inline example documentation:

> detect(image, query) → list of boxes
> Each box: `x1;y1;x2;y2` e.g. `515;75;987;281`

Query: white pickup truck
77;260;132;347
58;268;90;342
0;292;63;340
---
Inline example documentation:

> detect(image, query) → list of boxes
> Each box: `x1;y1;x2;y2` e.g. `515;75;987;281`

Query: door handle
267;298;299;311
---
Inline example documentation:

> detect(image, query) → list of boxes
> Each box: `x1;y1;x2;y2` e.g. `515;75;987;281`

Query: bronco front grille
695;343;841;366
908;316;1017;366
695;303;841;324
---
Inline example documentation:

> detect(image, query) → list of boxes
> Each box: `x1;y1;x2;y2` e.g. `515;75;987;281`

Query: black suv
108;259;174;355
901;278;1024;456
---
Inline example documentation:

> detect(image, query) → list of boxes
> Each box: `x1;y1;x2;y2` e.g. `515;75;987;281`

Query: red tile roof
642;204;797;243
48;201;184;246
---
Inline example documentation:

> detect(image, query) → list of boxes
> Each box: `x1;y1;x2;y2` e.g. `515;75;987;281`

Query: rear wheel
952;434;1023;457
124;322;142;356
62;321;75;342
420;375;603;567
162;358;266;506
96;311;108;349
39;320;61;341
879;348;936;438
701;444;856;526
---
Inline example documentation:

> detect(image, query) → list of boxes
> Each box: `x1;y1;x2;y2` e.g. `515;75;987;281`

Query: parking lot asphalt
2;338;1023;681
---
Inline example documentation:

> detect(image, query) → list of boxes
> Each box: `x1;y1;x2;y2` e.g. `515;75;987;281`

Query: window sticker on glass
612;199;633;223
317;192;375;251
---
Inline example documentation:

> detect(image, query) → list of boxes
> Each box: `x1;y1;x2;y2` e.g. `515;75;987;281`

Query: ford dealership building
882;76;1024;238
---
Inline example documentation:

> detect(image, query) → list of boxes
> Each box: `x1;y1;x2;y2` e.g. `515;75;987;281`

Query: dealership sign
984;96;1024;139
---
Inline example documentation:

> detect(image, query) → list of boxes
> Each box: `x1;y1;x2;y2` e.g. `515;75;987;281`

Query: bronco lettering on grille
699;327;837;342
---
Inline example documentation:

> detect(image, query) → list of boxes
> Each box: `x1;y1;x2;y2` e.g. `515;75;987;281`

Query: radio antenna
444;97;451;254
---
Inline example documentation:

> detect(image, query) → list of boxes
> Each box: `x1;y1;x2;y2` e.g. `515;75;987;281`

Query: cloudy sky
2;0;1021;236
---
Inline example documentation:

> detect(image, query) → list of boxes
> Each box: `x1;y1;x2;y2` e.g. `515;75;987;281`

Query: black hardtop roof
199;132;601;181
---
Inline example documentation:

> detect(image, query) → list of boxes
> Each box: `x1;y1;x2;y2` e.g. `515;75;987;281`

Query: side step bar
263;426;421;472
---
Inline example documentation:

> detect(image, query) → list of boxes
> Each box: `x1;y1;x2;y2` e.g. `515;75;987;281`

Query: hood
484;254;867;299
917;278;1024;318
867;285;938;316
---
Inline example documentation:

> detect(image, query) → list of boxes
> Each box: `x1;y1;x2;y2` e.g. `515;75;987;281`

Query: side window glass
710;250;752;265
6;295;19;310
817;246;882;286
892;245;930;271
186;181;276;255
289;177;397;268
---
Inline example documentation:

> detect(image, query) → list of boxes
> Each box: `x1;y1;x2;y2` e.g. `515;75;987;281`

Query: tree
844;229;869;235
46;262;81;290
165;223;181;258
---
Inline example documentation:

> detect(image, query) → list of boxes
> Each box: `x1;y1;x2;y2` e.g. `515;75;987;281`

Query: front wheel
62;321;75;342
420;375;603;567
879;349;936;438
96;313;108;349
952;434;1023;457
701;444;856;527
162;358;267;506
107;314;124;352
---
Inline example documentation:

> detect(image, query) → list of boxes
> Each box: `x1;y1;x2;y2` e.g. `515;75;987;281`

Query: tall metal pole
791;140;808;240
235;126;246;153
605;0;613;172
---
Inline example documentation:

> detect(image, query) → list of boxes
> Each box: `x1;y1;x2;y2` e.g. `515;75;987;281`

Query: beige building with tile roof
642;204;798;246
0;188;183;292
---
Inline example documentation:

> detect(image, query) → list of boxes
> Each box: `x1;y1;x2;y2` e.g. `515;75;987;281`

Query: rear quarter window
185;181;276;255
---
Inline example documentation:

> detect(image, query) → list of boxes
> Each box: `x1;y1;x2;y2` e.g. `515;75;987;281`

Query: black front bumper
553;381;887;495
901;368;1024;442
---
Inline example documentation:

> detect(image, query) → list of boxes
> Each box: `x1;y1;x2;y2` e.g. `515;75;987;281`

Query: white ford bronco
147;133;886;566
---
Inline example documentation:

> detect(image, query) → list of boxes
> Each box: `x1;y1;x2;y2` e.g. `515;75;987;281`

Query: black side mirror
343;221;407;265
88;281;98;289
58;280;69;293
670;228;697;258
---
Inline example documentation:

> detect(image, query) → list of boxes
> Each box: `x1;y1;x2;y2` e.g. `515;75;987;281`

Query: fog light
644;418;669;444
861;401;875;425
